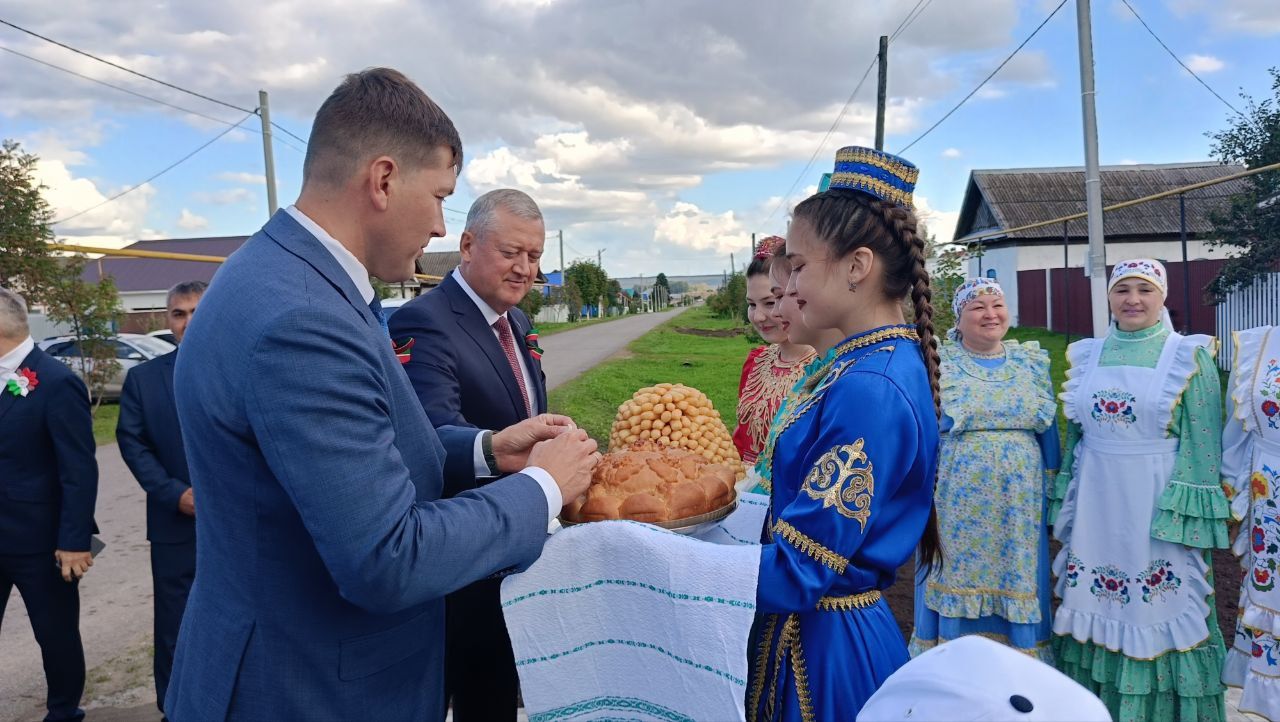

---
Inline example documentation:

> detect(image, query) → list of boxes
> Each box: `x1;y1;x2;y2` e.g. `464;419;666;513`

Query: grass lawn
549;305;756;443
92;402;119;447
535;313;636;337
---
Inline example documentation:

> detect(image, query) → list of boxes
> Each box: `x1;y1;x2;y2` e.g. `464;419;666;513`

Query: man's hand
492;414;577;473
527;429;600;504
54;550;93;582
178;488;196;517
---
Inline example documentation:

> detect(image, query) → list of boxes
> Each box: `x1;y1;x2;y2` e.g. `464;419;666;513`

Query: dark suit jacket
164;210;551;721
389;271;547;438
117;351;194;544
0;346;98;555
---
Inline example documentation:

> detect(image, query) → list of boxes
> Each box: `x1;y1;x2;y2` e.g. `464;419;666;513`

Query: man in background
117;280;205;719
391;188;550;720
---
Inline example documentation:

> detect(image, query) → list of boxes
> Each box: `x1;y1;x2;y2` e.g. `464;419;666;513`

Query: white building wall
120;291;168;312
964;246;1021;326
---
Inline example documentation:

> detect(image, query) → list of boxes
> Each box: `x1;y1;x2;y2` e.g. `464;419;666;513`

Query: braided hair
791;188;943;570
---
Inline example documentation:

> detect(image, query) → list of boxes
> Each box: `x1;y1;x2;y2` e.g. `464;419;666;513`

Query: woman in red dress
734;236;817;466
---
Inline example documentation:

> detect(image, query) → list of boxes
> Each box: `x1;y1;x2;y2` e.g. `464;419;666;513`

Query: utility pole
875;35;889;151
258;90;279;216
558;230;564;275
751;232;757;255
730;253;735;275
597;249;606;318
1075;0;1109;337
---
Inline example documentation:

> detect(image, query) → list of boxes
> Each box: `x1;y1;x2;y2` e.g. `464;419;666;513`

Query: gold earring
848;281;858;292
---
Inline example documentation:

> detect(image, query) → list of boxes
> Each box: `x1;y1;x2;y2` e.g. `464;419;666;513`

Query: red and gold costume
734;344;816;465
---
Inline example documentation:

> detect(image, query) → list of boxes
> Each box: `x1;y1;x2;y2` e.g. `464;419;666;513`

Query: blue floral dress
748;325;940;721
909;340;1060;660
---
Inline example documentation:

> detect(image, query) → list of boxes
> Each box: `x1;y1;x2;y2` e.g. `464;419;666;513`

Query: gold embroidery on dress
766;613;795;722
737;345;813;462
787;615;816;722
802;440;875;530
748;613;779;722
816;590;882;611
772;519;848;574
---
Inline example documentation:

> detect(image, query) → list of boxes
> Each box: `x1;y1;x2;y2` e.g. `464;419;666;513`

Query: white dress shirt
285;205;561;522
450;268;538;415
0;335;36;378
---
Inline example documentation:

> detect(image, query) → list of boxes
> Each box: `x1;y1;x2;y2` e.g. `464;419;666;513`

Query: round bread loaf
607;383;746;481
565;441;735;524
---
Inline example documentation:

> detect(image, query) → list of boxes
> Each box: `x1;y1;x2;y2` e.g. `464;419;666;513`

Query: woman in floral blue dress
909;278;1060;660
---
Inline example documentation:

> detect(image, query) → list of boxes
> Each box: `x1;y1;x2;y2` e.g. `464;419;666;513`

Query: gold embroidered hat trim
817;590;882;611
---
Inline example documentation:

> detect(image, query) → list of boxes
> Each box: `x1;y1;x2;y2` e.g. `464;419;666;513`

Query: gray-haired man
116;280;205;717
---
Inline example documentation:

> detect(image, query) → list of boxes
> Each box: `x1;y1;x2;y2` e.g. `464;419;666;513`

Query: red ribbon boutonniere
392;337;415;365
525;329;543;361
5;367;38;397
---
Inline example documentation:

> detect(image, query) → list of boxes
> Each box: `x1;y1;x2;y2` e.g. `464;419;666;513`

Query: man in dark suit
390;188;551;721
163;68;599;721
117;280;205;718
0;286;98;722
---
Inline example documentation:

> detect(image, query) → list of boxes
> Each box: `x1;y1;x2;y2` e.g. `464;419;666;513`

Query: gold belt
816;590;881;612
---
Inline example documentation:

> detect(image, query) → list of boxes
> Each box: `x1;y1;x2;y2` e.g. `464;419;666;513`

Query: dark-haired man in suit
390;188;551;721
117;279;206;718
0;286;98;722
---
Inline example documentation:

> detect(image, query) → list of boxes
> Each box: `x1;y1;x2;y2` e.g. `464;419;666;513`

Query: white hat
857;636;1112;722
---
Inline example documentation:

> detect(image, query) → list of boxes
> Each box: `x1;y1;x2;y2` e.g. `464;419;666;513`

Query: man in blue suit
164;68;599;721
117;279;205;718
390;189;550;721
0;287;98;722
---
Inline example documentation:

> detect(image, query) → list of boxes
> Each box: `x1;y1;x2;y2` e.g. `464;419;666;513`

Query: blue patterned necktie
368;296;390;339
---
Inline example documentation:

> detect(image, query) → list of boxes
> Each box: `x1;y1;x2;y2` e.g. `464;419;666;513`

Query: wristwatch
481;430;500;476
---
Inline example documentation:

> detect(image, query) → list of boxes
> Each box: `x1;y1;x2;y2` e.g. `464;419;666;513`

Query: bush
706;272;748;323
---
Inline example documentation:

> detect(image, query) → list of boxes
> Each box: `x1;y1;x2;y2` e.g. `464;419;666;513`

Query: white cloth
503;505;766;722
1221;326;1280;721
284;205;559;522
858;635;1112;722
0;335;35;377
1052;332;1215;659
451;267;537;415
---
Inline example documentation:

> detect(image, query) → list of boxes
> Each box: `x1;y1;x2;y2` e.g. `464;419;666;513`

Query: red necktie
493;316;532;417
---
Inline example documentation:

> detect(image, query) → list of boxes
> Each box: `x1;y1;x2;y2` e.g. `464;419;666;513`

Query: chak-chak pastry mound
607;383;746;481
564;441;736;524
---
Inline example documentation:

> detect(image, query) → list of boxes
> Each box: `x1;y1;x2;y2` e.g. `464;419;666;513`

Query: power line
270;121;309;147
762;56;878;227
888;0;927;40
891;0;935;41
0;18;254;114
0;44;259;132
898;0;1068;154
1118;0;1244;118
52;110;258;226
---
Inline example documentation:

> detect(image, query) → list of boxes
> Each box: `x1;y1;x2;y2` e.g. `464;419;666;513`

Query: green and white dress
1050;322;1229;722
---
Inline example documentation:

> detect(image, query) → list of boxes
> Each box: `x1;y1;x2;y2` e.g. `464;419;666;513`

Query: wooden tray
561;496;738;536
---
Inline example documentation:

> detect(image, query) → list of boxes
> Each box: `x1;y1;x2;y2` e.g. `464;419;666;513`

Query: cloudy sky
2;0;1278;277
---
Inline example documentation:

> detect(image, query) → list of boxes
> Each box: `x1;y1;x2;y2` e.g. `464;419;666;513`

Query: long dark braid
792;189;944;571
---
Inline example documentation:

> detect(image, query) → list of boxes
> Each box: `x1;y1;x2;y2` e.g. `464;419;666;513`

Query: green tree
926;235;969;333
517;286;544;318
564;260;608;318
1;140;122;408
707;272;748;322
605;279;623;310
1206;67;1280;299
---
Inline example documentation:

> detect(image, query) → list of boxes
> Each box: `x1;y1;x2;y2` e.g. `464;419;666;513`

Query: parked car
39;333;176;400
147;328;178;347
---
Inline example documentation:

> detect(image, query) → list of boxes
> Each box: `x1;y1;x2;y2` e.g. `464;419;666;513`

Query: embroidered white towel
502;511;764;722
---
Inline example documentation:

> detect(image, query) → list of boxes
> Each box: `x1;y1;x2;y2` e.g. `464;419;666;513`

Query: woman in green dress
1050;258;1229;722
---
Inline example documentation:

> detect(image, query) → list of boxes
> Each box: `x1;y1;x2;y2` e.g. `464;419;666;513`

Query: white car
39;333;176;400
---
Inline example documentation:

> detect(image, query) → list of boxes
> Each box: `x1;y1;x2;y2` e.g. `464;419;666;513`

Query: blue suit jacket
0;347;98;555
117;351;195;544
389;273;546;496
165;210;550;721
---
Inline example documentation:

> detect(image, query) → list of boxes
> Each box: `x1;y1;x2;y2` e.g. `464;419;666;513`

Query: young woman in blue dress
747;146;942;721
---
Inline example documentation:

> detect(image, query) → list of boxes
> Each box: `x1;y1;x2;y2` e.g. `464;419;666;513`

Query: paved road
1;308;686;721
540;308;686;391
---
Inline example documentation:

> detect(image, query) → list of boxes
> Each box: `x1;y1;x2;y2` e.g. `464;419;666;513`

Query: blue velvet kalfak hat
826;146;919;209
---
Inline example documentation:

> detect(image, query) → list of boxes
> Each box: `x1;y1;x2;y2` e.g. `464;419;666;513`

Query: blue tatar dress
748;325;941;722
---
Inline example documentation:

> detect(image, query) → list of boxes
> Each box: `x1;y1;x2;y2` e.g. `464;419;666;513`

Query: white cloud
653;202;752;255
217;171;266;185
176;208;210;231
914;195;960;243
194;188;256;206
1168;0;1280;36
1185;54;1225;73
36;158;153;249
1119;158;1142;165
942;147;962;159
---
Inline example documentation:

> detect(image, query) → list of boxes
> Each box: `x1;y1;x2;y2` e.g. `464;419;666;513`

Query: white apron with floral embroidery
1223;327;1280;719
1052;332;1215;659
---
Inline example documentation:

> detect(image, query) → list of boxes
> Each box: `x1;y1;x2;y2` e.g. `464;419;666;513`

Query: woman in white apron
1222;325;1280;721
1050;259;1229;722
